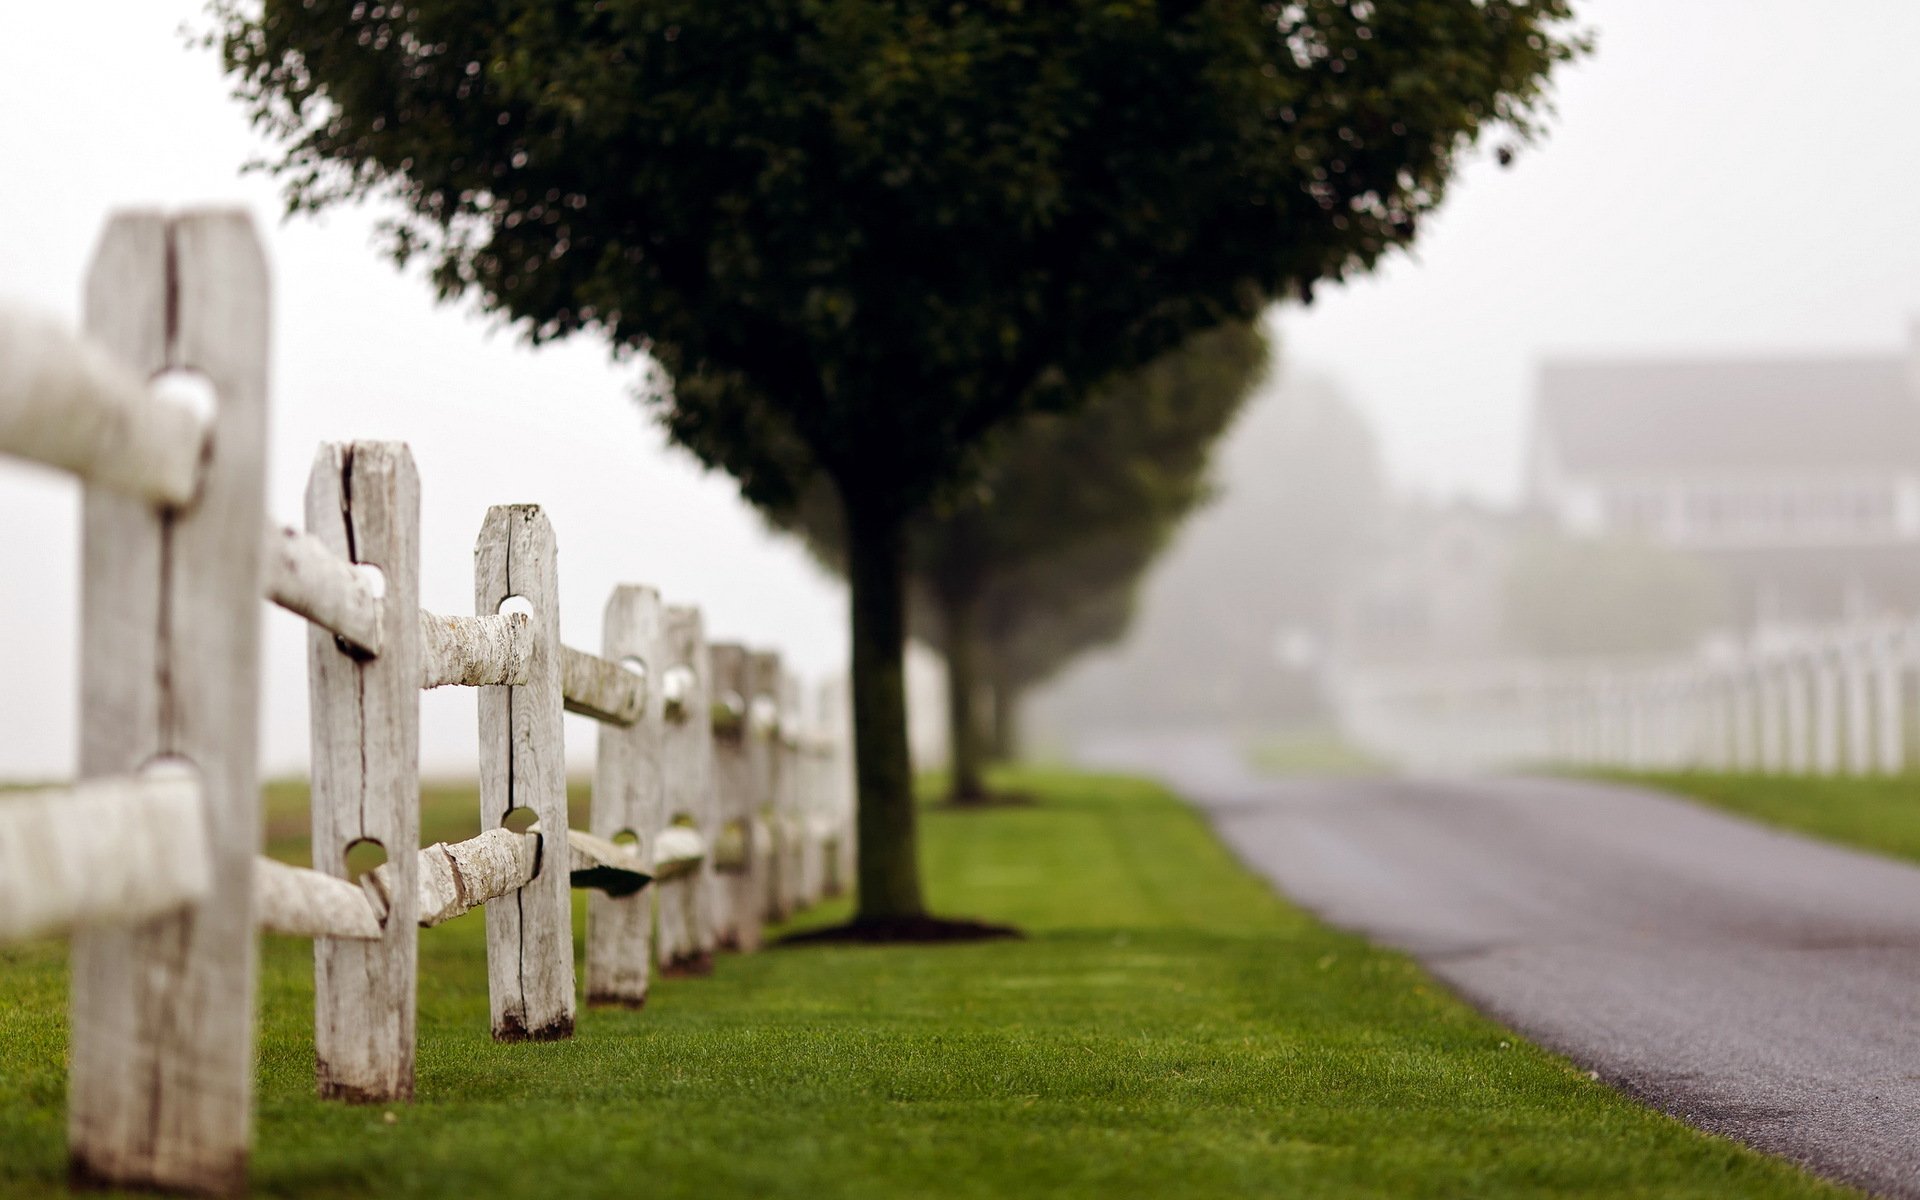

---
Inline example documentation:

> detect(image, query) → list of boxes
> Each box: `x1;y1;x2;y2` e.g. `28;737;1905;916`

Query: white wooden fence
0;209;855;1195
1334;619;1918;777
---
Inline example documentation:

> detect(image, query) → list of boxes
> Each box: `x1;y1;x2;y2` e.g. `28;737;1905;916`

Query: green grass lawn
0;771;1852;1199
1604;770;1920;866
1243;727;1388;778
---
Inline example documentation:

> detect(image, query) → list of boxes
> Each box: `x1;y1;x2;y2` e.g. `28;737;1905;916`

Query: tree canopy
215;0;1586;929
1033;372;1387;733
778;321;1269;800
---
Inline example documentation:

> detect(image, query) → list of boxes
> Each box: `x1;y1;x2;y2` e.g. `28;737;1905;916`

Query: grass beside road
1604;771;1920;866
1243;726;1388;777
1;771;1851;1199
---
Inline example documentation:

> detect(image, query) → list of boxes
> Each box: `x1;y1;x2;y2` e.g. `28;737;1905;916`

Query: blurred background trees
1033;372;1388;740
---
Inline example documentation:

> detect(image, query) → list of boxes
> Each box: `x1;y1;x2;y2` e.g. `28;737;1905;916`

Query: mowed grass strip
0;771;1852;1199
1606;770;1920;866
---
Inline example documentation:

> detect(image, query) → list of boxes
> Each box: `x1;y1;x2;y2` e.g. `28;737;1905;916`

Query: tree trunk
940;583;987;805
843;492;926;922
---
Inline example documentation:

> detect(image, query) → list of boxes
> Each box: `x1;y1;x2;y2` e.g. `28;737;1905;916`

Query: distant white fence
1333;621;1916;777
0;209;854;1195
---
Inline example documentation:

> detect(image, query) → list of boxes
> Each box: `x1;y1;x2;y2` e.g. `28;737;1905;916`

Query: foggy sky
3;0;1917;777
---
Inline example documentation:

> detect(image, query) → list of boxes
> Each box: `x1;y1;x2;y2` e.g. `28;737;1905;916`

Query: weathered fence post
776;666;808;917
1811;649;1843;776
1680;671;1705;768
586;585;664;1007
69;210;267;1194
1728;668;1758;771
307;442;421;1100
1874;628;1907;776
750;650;796;923
1842;640;1875;776
796;685;829;906
1774;648;1804;771
708;642;761;952
819;676;856;896
656;606;717;974
475;505;573;1040
1756;661;1787;774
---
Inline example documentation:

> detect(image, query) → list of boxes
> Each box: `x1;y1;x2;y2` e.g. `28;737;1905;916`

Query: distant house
1525;329;1920;626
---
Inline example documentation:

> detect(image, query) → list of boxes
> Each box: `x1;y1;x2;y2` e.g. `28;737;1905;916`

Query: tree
216;0;1586;931
781;321;1269;802
1032;372;1387;733
975;549;1142;763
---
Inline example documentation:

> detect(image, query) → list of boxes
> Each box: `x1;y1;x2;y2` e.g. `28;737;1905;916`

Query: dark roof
1535;356;1920;475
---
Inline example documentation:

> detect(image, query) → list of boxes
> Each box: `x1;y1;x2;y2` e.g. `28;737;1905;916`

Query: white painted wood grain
562;642;648;726
264;521;385;658
475;505;574;1040
1841;644;1875;776
0;768;209;941
772;663;806;919
586;586;664;1008
651;825;707;881
654;606;717;974
0;303;207;506
1875;632;1906;775
395;829;538;929
706;642;759;952
70;210;267;1196
305;441;421;1102
419;610;531;688
253;857;384;941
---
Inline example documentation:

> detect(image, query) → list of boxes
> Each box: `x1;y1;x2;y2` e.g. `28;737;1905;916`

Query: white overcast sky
3;0;1918;777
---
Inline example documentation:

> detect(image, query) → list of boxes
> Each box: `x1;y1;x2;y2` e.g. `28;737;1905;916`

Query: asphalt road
1082;732;1920;1198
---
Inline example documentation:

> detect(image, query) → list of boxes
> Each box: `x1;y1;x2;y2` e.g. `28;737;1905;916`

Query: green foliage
966;321;1272;692
214;0;1587;510
211;0;1587;914
0;772;1851;1199
1505;533;1727;658
781;321;1271;684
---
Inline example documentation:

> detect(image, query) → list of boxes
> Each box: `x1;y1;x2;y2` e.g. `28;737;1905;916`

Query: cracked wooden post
586;585;664;1008
708;642;760;952
69;210;268;1195
656;606;716;974
475;505;573;1040
307;442;420;1100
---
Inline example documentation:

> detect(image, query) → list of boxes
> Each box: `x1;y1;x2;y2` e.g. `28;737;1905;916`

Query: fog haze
2;0;1916;776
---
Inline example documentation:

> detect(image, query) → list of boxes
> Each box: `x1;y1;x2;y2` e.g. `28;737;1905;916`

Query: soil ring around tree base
776;916;1023;946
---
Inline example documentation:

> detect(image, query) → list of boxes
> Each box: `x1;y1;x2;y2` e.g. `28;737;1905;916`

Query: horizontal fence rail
0;209;856;1196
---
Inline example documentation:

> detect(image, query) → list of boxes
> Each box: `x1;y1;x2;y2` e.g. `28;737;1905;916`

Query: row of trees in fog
212;0;1586;935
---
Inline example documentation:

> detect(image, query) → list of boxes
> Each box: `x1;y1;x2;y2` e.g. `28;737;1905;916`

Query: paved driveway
1084;733;1920;1197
